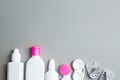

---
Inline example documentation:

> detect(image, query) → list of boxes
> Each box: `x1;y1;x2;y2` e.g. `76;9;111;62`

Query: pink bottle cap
31;46;40;56
59;64;71;76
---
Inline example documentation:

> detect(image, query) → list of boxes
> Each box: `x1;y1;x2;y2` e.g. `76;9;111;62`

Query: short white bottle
7;49;24;80
45;59;59;80
26;46;45;80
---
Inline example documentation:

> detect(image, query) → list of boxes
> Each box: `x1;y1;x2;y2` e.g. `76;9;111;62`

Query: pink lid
31;46;40;56
59;64;71;76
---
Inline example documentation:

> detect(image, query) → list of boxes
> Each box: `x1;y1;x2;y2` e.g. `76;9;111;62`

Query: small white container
7;49;24;80
45;59;59;80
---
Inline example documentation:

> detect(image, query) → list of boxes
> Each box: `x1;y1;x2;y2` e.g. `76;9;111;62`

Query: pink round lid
59;64;71;76
31;46;40;56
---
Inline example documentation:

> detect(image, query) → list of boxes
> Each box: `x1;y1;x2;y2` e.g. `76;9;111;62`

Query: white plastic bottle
7;49;24;80
45;59;59;80
26;46;45;80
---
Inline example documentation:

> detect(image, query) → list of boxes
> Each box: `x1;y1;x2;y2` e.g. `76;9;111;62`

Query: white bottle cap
11;48;21;62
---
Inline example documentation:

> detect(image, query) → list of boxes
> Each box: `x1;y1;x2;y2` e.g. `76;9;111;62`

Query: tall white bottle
26;46;45;80
7;49;24;80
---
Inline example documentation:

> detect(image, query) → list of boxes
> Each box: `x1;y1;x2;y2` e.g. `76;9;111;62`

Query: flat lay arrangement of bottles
7;46;115;80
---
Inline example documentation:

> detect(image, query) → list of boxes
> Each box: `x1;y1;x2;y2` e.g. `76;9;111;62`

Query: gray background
0;0;119;80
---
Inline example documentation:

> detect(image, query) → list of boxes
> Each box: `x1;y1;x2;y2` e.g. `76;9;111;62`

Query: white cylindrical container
7;49;24;80
26;46;45;80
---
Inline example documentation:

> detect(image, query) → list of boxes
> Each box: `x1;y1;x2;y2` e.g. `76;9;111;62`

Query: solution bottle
26;46;45;80
7;49;24;80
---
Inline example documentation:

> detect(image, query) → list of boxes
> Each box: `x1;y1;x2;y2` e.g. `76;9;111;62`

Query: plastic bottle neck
31;55;40;57
11;49;21;62
48;59;55;71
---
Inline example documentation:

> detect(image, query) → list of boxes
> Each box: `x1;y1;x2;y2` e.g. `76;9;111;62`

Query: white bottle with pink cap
26;46;45;80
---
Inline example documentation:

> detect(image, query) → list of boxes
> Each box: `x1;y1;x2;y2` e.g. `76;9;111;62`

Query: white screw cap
11;48;21;62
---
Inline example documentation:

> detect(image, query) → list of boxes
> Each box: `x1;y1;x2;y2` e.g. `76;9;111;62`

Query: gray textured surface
0;0;119;80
